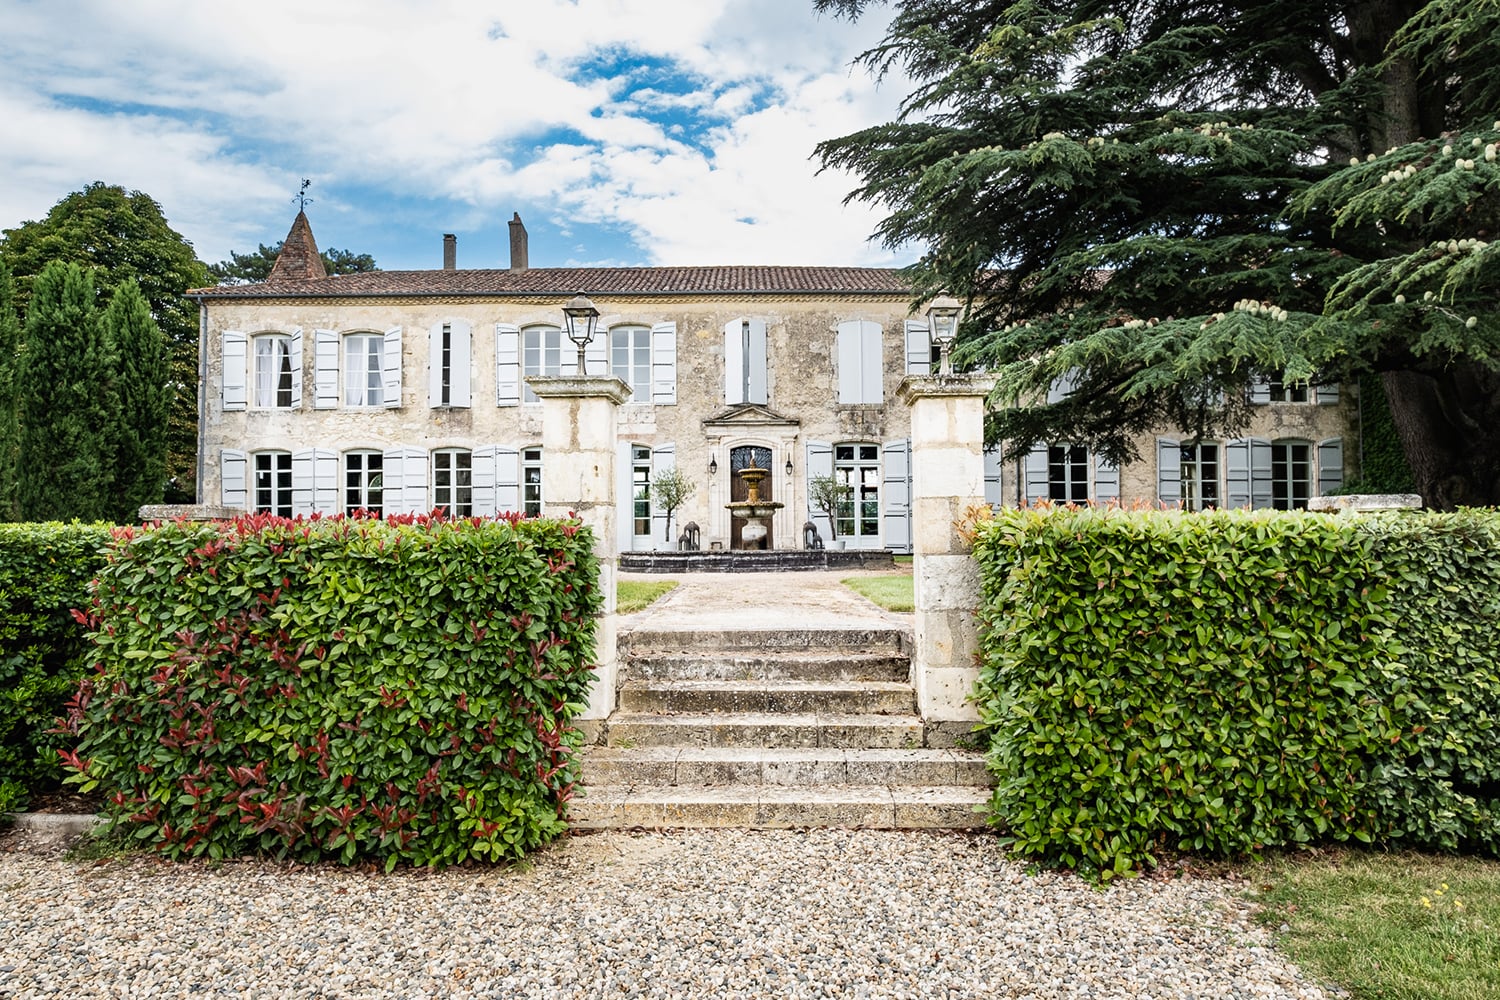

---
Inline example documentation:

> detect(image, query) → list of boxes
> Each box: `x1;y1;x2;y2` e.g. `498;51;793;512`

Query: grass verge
1250;851;1500;1000
617;579;678;614
841;574;913;612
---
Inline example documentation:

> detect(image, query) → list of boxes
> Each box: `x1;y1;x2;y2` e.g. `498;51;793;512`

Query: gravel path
0;827;1329;1000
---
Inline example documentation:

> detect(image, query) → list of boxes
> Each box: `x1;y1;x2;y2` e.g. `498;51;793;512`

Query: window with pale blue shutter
836;320;883;404
1093;454;1120;504
724;318;768;405
1023;445;1050;504
1157;438;1182;507
470;446;499;516
983;447;1003;508
1316;383;1340;405
292;449;339;515
382;327;402;409
429;320;471;408
222;331;247;411
1317;438;1344;495
495;447;521;513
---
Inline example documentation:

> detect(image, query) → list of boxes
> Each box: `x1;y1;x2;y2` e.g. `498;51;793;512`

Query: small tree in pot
807;473;853;546
653;466;696;543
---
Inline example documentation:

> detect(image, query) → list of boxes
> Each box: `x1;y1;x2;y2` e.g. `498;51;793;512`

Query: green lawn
617;579;678;614
1251;851;1500;1000
841;574;913;612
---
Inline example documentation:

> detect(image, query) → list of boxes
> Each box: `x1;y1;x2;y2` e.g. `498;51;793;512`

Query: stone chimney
443;233;456;270
508;212;528;271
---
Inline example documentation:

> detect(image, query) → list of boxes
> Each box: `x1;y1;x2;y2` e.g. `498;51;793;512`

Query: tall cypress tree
0;260;20;521
102;279;169;520
17;262;117;522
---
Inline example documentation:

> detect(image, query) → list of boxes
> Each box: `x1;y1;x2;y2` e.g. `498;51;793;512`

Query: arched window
252;334;295;408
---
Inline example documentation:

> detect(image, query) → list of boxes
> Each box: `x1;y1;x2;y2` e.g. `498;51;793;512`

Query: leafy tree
1;183;208;502
816;0;1500;508
17;262;116;521
0;260;20;520
102;280;170;519
208;243;379;284
651;466;697;542
808;473;854;541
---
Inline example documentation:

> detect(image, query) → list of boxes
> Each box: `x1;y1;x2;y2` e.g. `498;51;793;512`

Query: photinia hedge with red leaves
57;512;600;868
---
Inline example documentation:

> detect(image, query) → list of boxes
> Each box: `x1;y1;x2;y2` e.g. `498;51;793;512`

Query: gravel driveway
0;827;1329;999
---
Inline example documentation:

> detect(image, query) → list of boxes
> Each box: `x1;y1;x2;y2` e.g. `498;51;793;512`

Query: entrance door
630;445;653;549
729;445;773;550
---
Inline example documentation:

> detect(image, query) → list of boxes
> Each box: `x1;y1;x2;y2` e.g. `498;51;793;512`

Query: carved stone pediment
701;403;801;430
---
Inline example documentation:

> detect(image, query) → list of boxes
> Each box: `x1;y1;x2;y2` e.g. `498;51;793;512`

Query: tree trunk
1381;366;1500;508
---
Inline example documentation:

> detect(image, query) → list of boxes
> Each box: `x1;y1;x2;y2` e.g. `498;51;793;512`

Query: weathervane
294;178;314;212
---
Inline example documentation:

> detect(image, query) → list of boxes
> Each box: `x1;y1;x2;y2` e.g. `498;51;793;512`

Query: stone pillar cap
896;373;997;405
525;374;632;404
1308;493;1423;513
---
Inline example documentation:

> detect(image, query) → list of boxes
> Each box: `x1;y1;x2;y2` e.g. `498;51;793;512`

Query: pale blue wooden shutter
651;444;676;544
862;322;883;403
222;331;247;411
585;331;607;377
1249;378;1272;405
381;327;402;408
494;447;521;513
313;329;339;409
292;449;338;515
1157;438;1182;506
382;447;429;514
496;325;520;406
723;319;745;405
471;446;498;516
881;439;911;554
221;449;247;508
983;447;1003;508
288;328;303;408
382;448;407;513
747;317;768;404
651;322;677;405
806;441;833;543
1316;383;1340;405
616;441;635;552
1318;438;1344;495
905;320;931;375
1250;437;1274;509
837;321;862;403
429;321;472;408
1225;438;1251;508
1024;445;1050;504
1093;454;1120;505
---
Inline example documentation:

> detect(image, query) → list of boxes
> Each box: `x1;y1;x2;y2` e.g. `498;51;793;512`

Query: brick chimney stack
442;233;456;270
508;213;528;271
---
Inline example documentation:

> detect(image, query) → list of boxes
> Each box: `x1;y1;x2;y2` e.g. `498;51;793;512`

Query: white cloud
0;0;915;267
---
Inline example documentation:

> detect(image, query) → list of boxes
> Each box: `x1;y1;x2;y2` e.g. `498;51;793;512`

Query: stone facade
188;215;1361;548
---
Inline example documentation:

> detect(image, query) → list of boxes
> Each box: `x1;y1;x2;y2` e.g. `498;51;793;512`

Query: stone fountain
726;462;783;550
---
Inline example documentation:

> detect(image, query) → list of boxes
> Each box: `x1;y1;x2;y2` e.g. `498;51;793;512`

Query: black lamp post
925;295;961;375
561;290;600;372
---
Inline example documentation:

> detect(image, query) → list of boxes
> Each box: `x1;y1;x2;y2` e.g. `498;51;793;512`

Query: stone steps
617;680;915;715
578;626;992;830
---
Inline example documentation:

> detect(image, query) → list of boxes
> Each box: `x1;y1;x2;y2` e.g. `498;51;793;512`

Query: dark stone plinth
619;549;898;573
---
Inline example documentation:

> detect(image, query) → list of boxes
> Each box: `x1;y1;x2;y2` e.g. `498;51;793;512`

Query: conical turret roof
266;210;327;283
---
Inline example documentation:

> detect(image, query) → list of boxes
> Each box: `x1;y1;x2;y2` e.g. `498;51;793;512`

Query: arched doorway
729;444;773;549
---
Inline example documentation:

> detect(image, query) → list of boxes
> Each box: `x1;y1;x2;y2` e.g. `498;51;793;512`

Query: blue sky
0;0;918;273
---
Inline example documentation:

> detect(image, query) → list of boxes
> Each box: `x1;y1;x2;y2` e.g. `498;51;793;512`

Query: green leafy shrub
59;513;600;867
1359;511;1500;853
0;522;113;812
973;507;1401;879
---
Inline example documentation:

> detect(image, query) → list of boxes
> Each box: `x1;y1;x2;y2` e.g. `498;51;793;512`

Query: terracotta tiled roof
188;265;912;299
265;211;327;283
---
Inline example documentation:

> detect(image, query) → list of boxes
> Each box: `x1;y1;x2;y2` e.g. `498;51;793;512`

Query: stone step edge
619;628;911;652
570;785;990;830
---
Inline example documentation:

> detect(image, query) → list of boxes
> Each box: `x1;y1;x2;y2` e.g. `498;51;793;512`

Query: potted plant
807;473;853;549
652;466;696;545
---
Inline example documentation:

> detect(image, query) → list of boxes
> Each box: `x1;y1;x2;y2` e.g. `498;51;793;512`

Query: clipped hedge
1362;511;1500;853
59;513;601;867
0;522;114;812
974;507;1407;878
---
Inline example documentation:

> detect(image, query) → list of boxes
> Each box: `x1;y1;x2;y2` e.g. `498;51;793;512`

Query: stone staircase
572;627;993;829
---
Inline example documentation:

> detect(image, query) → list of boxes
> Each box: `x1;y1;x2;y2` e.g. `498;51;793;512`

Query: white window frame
522;448;543;516
1271;439;1313;510
834;442;882;544
1180;442;1221;511
1048;444;1090;504
344;450;384;515
253;451;293;516
431;449;473;517
345;334;385;407
631;445;652;540
611;325;653;402
252;333;297;409
522;326;574;403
